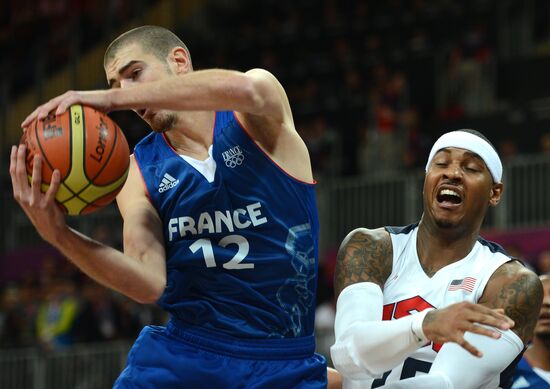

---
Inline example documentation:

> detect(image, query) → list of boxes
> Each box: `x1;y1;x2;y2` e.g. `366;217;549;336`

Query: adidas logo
158;173;180;193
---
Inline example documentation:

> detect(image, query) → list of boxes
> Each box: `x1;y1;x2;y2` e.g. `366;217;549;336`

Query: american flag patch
448;277;476;292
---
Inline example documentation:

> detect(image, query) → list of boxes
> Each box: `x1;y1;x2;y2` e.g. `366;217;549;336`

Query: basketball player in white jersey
512;274;550;388
330;130;543;388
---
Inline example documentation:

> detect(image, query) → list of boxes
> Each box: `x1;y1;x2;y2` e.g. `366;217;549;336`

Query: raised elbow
331;340;381;380
238;76;266;112
135;292;161;305
134;276;166;305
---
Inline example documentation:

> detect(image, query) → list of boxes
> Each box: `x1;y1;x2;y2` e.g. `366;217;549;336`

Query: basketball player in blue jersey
12;25;331;387
330;130;543;388
512;274;550;388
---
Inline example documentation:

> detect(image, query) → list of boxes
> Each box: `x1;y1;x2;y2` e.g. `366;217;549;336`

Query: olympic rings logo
224;153;244;168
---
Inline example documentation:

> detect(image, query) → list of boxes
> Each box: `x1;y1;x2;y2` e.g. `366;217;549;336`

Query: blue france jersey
133;111;320;339
512;357;550;388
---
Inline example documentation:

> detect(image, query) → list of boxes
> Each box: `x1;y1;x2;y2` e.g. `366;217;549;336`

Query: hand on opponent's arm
379;262;543;389
421;302;514;357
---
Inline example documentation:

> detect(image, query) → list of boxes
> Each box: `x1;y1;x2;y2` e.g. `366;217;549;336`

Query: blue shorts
114;320;327;388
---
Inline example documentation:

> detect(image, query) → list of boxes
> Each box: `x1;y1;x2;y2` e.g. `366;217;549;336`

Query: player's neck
166;111;215;159
416;221;478;275
525;337;550;370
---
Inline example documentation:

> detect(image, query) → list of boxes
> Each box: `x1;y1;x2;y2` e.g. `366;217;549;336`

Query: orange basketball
20;104;130;215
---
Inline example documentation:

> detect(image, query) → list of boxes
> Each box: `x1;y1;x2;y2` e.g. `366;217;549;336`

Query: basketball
20;104;130;215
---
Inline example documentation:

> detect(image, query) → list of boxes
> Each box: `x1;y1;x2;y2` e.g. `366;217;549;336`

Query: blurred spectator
540;132;550;155
504;244;537;273
36;277;79;350
498;138;520;162
401;108;430;170
537;250;550;275
301;116;342;178
91;222;122;250
358;67;410;175
17;282;40;347
38;255;59;287
73;280;120;343
0;286;24;348
116;298;150;339
512;274;550;388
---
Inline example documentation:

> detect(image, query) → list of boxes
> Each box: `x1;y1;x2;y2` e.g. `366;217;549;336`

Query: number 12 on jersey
189;235;253;269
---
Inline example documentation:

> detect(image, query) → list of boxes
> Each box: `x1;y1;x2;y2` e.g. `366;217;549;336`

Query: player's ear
169;47;192;74
489;182;503;207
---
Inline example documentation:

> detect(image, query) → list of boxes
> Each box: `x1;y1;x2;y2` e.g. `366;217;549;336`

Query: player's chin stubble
536;330;550;342
151;112;177;133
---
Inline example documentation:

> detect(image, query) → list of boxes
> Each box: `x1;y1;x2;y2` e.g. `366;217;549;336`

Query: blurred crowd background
0;0;549;381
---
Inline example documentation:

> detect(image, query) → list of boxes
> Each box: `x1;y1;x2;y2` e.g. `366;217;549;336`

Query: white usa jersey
352;223;518;389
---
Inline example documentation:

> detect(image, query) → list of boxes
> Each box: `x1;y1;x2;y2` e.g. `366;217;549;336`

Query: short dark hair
104;25;192;68
458;129;497;152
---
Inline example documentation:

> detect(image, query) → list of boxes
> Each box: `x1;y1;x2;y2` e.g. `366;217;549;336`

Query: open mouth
436;188;463;205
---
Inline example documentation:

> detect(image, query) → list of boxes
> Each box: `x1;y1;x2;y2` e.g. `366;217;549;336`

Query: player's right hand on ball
422;301;514;357
10;145;66;244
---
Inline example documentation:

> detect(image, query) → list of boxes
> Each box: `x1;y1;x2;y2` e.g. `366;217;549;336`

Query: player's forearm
52;227;165;303
110;69;272;116
381;329;524;389
379;372;453;388
332;315;432;379
331;283;432;379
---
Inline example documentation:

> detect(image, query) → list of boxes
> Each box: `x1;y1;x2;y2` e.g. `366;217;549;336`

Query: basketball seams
71;118;128;198
60;106;96;212
82;118;122;186
25;104;129;215
62;112;129;212
62;105;96;207
95;127;130;186
81;105;92;183
66;169;129;210
83;184;128;213
60;107;79;197
78;176;129;214
33;118;56;185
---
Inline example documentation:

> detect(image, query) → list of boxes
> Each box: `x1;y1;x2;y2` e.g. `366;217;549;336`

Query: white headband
425;130;502;183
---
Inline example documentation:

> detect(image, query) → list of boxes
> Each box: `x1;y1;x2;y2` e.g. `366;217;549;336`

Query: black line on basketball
73;117;124;197
61;108;79;196
82;106;91;182
34;118;56;182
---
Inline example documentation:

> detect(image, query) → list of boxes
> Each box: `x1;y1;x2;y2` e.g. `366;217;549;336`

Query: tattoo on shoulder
334;228;393;297
487;263;543;343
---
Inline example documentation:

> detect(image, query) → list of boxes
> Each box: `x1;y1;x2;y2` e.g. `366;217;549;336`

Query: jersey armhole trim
232;111;317;186
132;153;154;206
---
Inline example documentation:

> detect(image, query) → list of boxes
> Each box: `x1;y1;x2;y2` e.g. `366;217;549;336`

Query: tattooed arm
333;227;393;298
331;228;525;384
330;228;435;379
479;260;544;344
